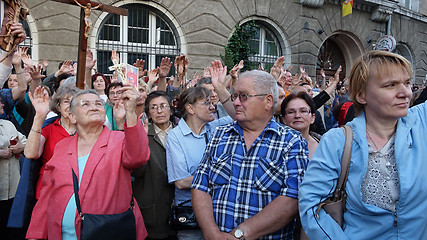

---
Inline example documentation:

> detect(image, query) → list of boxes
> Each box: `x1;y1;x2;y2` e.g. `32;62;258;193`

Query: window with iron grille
96;4;180;76
246;23;281;72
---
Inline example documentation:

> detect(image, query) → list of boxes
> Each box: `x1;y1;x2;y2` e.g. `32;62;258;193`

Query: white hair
239;70;279;110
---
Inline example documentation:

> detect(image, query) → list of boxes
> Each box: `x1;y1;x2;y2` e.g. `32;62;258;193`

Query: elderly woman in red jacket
26;85;150;240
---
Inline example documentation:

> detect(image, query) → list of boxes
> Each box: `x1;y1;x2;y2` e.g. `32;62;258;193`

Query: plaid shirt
192;118;309;240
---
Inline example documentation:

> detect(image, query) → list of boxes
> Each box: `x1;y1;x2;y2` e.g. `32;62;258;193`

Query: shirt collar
226;117;280;136
154;122;172;135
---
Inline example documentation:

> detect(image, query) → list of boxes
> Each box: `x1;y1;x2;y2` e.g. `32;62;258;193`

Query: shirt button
385;162;391;167
386;176;391;181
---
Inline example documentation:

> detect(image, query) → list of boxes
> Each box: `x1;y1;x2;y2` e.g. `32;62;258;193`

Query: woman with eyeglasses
27;85;150;240
166;87;232;240
281;92;319;159
132;91;177;239
24;84;80;200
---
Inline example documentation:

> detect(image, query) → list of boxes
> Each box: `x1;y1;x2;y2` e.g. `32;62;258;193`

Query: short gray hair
50;84;80;115
239;70;279;110
69;89;100;113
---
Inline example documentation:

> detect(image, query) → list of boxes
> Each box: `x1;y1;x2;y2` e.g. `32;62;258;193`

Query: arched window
246;23;282;71
20;19;32;54
394;43;415;82
96;4;180;75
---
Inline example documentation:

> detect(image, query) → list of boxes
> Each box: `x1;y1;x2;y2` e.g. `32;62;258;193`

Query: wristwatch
234;228;244;239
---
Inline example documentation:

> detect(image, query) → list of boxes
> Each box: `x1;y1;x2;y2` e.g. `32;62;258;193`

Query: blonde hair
349;50;413;116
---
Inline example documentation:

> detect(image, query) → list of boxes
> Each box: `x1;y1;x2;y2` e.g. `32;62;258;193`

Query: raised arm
11;49;29;102
270;56;285;80
174;55;188;88
323;65;342;96
157;57;172;92
24;86;49;159
210;60;235;120
0;23;26;85
121;83;150;169
229;60;244;88
85;49;96;89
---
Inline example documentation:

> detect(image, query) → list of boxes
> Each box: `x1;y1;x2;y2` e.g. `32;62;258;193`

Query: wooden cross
51;0;128;89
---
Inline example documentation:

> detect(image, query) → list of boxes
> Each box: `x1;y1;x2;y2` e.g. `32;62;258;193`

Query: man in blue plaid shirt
191;66;309;240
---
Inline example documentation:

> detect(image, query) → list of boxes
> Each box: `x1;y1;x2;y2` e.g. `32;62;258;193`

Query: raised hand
147;68;159;85
133;59;147;78
110;71;118;83
159;57;172;78
42;59;49;69
334;65;342;83
209;60;228;90
203;67;212;77
299;65;307;77
113;99;126;130
29;86;50;117
12;47;23;66
21;47;34;67
270;56;285;80
188;71;200;88
58;60;74;76
174;55;188;77
229;60;244;80
120;84;140;113
10;22;26;45
28;65;46;80
86;49;97;69
111;49;120;63
320;68;326;79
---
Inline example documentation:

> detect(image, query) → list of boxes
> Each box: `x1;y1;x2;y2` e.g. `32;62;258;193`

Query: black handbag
72;170;137;240
169;199;199;231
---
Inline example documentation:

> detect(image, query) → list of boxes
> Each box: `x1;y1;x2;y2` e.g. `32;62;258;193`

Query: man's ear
265;94;274;111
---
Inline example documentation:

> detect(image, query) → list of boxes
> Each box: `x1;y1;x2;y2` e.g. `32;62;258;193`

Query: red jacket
26;121;150;240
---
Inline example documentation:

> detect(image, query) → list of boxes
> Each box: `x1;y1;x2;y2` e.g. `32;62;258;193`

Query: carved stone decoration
371;6;393;23
300;0;325;8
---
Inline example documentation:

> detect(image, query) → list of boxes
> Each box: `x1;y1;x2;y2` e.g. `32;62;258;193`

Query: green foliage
221;21;258;71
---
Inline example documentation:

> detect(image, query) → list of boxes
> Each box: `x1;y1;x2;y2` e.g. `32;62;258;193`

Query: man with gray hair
191;61;309;239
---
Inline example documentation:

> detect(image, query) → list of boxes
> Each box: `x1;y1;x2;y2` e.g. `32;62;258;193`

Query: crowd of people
1;22;427;240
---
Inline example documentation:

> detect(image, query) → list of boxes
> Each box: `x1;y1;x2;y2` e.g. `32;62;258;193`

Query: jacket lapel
74;127;110;201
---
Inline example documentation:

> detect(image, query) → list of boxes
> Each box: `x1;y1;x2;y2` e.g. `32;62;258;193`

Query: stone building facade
13;0;427;83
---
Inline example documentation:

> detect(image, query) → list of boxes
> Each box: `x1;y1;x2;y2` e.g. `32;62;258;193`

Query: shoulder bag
72;170;136;240
300;125;353;239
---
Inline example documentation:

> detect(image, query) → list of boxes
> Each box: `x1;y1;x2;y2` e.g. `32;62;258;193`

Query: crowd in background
2;22;427;240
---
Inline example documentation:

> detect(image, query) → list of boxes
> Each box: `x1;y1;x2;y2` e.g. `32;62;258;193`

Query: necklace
60;119;77;136
366;130;379;151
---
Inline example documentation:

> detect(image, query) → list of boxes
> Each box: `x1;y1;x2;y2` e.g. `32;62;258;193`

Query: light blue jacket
299;101;427;240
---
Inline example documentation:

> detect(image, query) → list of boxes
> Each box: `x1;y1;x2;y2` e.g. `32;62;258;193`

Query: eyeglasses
149;103;170;112
109;90;123;96
195;100;214;107
285;107;311;116
77;100;105;109
231;93;267;102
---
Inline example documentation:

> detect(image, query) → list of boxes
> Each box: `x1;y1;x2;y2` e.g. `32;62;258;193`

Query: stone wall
23;0;427;82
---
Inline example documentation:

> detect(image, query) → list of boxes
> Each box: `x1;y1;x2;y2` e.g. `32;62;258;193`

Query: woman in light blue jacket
299;50;427;239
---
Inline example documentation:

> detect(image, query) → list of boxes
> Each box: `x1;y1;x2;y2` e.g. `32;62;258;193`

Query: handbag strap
175;199;192;207
72;169;83;218
71;169;134;220
332;125;353;199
